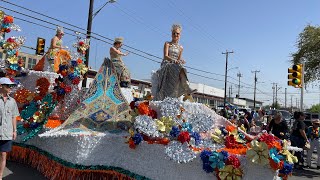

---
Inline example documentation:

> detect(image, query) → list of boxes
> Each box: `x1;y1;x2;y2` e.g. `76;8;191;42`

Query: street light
82;0;116;87
92;0;117;19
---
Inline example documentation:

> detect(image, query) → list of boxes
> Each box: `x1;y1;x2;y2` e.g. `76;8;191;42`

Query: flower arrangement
0;13;25;76
0;13;21;33
14;77;57;132
73;38;90;56
0;36;26;76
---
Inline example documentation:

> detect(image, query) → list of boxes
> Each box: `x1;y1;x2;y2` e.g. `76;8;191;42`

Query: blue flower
203;162;214;173
279;162;293;175
59;64;68;71
269;148;283;164
57;88;66;95
191;131;201;145
200;150;213;162
220;150;229;161
170;126;180;137
68;73;75;80
71;60;78;67
182;122;193;132
132;133;143;145
209;151;225;169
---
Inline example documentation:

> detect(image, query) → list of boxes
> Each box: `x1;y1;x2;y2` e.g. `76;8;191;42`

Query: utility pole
222;50;234;110
252;70;260;110
275;84;281;109
285;88;287;108
300;61;305;111
82;0;94;88
237;72;242;98
272;83;276;109
228;87;231;103
290;95;293;111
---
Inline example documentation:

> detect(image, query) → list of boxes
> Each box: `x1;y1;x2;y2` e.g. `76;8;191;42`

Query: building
238;97;263;110
0;49;41;69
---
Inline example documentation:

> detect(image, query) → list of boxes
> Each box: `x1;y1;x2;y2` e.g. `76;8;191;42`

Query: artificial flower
170;126;180;137
209;151;225;169
280;149;298;164
7;55;18;64
246;140;269;165
279;162;293;175
182;122;193;132
177;131;190;144
137;102;149;115
191;131;201;145
225;155;241;168
155;120;166;132
269;148;283;164
218;165;243;180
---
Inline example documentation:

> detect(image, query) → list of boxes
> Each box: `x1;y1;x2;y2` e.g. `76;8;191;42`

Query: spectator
306;119;320;169
290;111;308;170
0;78;19;178
267;111;289;140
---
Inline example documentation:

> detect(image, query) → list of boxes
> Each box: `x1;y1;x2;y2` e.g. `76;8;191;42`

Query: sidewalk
3;161;46;180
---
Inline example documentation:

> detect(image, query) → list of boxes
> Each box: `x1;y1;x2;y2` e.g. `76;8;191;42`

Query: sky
2;0;320;108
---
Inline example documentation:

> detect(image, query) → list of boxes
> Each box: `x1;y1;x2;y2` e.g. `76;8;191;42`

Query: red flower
65;86;72;93
72;77;80;85
129;101;136;109
225;155;241;168
148;109;157;119
79;41;84;46
7;38;14;43
23;123;30;128
177;131;190;144
5;28;11;33
225;135;238;149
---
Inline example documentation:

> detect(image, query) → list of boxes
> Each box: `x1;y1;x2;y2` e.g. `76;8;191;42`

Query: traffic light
36;37;45;55
288;64;303;88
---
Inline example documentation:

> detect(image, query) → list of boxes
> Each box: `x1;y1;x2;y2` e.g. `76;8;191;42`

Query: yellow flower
156;116;174;133
7;55;18;64
281;140;298;164
246;140;269;165
219;165;242;180
212;128;223;143
155;120;166;132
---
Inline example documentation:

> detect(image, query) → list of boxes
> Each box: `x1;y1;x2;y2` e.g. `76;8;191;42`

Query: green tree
291;25;320;84
271;102;280;109
309;104;320;113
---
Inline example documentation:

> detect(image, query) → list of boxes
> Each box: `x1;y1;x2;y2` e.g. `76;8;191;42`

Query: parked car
303;112;319;128
278;110;292;127
266;110;292;127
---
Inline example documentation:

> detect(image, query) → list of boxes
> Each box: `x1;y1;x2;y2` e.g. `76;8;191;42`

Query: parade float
0;12;302;180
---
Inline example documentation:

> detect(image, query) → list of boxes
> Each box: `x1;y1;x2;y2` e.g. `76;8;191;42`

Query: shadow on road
4;161;47;180
292;168;320;179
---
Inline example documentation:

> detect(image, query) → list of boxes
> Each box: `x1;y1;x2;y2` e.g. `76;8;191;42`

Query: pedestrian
306;119;320;169
267;111;289;140
290;111;309;170
0;77;19;179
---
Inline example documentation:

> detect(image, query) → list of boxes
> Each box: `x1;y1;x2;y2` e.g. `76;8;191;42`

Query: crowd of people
220;108;320;170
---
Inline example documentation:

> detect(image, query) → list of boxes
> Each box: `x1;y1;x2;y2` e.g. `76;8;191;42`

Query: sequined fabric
153;42;191;101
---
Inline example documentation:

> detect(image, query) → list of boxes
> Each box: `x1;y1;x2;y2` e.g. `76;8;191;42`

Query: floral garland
0;12;26;77
15;77;57;132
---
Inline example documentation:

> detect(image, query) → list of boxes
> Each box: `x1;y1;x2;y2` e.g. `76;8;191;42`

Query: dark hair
113;41;121;46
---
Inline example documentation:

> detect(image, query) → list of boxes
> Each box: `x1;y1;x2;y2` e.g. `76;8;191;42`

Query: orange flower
226;125;237;133
77;59;83;64
137;102;149;115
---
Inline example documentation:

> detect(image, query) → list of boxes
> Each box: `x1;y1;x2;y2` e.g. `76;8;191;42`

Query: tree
271;102;280;109
309;104;320;113
291;25;320;84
